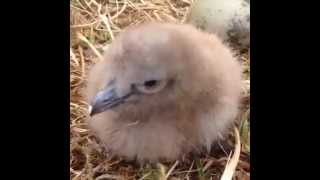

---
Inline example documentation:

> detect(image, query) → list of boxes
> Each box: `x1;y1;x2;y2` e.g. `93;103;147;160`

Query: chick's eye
136;80;166;94
144;80;158;88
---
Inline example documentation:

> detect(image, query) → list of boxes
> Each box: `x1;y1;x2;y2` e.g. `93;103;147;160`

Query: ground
70;0;250;179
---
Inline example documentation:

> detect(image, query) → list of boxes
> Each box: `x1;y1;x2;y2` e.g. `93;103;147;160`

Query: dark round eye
136;80;167;94
144;80;158;87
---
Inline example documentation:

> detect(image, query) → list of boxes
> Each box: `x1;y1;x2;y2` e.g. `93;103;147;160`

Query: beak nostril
90;87;134;116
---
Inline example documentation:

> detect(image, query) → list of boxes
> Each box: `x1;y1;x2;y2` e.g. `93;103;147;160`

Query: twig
220;127;241;180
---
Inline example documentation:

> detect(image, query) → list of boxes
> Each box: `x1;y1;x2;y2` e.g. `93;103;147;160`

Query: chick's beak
89;85;132;116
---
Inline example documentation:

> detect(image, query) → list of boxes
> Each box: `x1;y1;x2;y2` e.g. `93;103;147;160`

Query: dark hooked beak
89;86;132;116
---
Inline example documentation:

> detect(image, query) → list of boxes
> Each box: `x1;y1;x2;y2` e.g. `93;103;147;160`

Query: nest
70;0;250;179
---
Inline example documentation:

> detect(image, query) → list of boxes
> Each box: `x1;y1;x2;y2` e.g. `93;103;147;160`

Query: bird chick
86;23;242;163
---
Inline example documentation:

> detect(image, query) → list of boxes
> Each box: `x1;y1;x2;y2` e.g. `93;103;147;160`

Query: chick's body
86;23;242;163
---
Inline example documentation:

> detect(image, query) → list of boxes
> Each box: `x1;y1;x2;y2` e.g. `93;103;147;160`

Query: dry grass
70;0;250;179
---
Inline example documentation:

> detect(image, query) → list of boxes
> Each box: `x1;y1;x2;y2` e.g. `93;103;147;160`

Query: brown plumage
85;22;242;163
